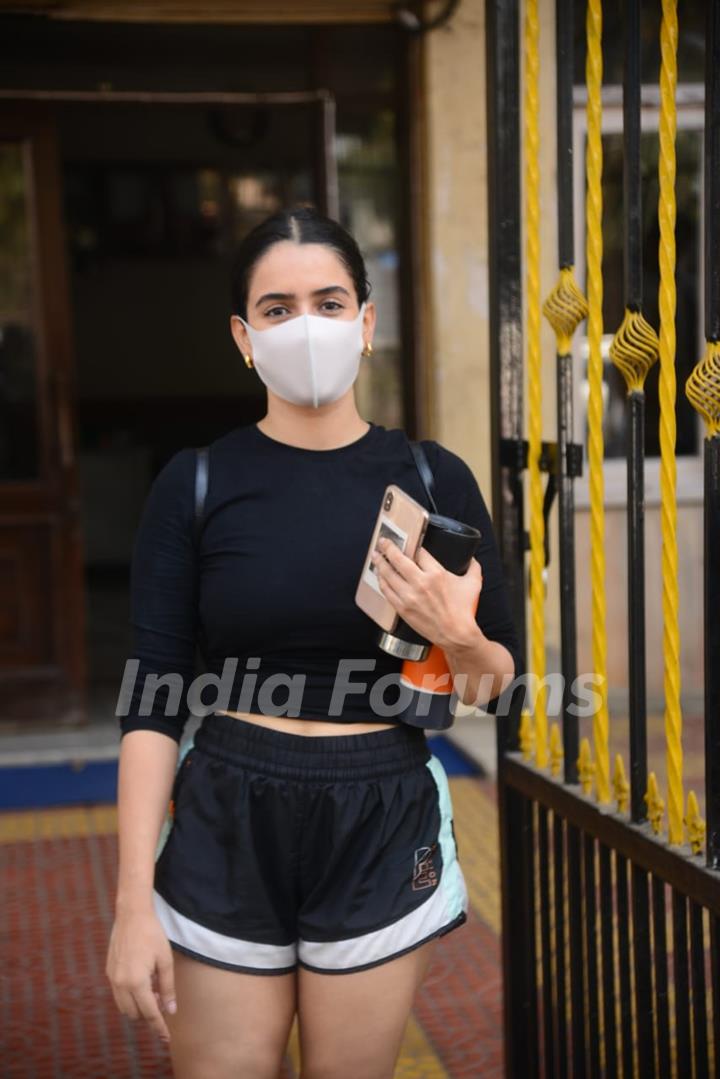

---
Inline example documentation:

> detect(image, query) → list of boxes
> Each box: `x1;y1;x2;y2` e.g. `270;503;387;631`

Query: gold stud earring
244;354;254;369
362;342;374;358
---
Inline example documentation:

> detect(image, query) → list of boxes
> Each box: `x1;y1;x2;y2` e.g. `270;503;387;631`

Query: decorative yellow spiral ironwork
523;0;548;770
686;340;720;438
685;791;706;855
549;723;564;778
609;308;660;393
613;754;630;814
658;0;684;846
519;709;535;760
578;737;596;796
543;267;589;356
645;771;665;835
584;0;610;806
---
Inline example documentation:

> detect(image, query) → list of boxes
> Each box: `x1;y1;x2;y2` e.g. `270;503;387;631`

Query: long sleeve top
117;421;524;743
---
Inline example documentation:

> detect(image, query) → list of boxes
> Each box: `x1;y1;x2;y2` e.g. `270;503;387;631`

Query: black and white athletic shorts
152;711;469;976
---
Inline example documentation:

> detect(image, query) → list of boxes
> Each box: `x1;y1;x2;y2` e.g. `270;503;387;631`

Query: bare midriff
214;709;397;736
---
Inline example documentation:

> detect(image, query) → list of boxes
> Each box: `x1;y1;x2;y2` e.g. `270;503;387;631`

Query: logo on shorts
412;844;439;890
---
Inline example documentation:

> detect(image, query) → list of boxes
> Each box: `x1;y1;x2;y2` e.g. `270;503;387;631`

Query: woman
106;206;521;1079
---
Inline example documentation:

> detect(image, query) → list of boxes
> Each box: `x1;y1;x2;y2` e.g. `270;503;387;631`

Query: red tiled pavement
413;908;504;1078
0;777;504;1078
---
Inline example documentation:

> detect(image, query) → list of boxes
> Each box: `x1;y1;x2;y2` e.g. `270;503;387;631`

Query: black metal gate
486;1;720;1075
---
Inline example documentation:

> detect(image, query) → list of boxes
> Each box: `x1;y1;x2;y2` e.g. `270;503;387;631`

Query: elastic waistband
192;712;432;781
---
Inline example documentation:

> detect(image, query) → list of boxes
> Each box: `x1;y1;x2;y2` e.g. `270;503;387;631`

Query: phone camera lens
383;493;393;510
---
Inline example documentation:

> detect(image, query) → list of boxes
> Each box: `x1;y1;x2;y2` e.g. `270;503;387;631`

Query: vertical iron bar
710;914;720;1078
651;875;672;1078
623;0;643;309
690;902;709;1078
553;814;569;1078
583;834;601;1078
627;392;649;823
486;0;526;680
705;0;720;344
632;865;654;1077
598;843;618;1078
555;0;579;783
673;890;692;1070
704;0;720;872
556;352;580;786
555;0;574;267
498;785;540;1077
538;805;555;1077
524;793;540;1076
486;3;533;1074
622;0;649;824
567;824;586;1074
616;853;635;1079
706;438;720;870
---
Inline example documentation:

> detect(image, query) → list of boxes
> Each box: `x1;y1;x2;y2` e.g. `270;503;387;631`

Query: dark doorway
0;15;410;724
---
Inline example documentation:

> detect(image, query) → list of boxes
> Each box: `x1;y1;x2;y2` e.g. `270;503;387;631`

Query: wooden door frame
0;88;340;218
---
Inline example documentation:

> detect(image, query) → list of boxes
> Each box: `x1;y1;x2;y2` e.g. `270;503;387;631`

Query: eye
320;300;344;313
264;305;290;318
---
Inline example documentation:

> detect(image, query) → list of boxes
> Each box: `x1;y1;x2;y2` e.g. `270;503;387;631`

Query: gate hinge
499;438;583;575
499;437;584;478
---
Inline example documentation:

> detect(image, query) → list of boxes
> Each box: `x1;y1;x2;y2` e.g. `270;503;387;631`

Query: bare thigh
297;937;439;1079
165;948;298;1079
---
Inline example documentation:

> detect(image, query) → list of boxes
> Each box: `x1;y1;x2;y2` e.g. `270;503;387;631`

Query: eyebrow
254;285;351;308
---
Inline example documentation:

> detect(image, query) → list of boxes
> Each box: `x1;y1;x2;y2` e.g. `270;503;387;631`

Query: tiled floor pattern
0;776;503;1079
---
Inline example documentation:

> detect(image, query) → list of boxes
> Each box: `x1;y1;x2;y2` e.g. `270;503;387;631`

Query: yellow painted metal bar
609;308;659;394
523;0;548;769
519;710;534;760
645;771;665;836
686;340;720;439
578;736;596;796
685;791;706;856
543;268;588;356
584;0;610;804
657;0;684;846
613;754;630;814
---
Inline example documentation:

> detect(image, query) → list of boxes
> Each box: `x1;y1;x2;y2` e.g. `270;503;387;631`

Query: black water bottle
376;512;482;661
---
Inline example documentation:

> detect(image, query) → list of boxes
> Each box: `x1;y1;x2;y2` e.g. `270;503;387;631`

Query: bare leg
297;936;439;1079
165;948;297;1079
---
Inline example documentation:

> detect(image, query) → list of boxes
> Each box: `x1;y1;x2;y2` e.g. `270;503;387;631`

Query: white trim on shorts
297;890;468;974
153;889;298;975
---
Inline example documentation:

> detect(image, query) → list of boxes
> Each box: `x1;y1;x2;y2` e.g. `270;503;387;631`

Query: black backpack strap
193;445;209;549
408;438;439;515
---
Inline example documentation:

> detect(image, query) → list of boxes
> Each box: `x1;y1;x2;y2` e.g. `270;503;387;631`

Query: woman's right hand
106;907;177;1044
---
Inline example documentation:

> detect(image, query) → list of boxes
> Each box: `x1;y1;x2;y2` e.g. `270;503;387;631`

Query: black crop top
117;421;524;743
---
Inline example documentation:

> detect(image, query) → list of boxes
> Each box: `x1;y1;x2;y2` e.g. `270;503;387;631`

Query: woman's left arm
372;445;523;710
373;535;516;707
441;612;517;709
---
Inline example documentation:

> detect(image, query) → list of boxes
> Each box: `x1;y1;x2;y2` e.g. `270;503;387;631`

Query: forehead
247;241;352;296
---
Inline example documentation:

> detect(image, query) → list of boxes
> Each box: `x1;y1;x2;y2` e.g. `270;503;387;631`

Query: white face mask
238;304;366;409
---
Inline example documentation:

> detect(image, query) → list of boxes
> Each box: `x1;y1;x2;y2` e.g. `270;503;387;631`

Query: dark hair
230;205;371;320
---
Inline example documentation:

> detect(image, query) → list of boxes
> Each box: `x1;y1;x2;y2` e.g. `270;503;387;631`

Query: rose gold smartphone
355;484;430;633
